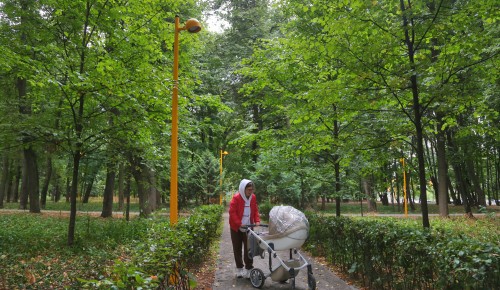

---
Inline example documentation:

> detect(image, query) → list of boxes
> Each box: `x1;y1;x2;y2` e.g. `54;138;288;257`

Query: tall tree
237;0;498;219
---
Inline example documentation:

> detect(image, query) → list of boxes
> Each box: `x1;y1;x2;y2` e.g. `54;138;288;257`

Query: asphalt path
212;212;358;290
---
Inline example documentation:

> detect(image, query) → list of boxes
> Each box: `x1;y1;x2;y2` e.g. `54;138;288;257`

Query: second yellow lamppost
170;16;201;225
219;150;229;205
400;158;408;217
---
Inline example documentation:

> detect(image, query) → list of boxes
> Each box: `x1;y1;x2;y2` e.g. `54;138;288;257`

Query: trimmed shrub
79;205;224;289
258;200;274;219
305;214;499;290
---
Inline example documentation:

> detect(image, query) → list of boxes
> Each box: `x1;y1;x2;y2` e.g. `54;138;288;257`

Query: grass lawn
318;200;500;215
0;197;142;213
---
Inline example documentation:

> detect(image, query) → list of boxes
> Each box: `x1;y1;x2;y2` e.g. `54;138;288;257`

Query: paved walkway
212;212;358;290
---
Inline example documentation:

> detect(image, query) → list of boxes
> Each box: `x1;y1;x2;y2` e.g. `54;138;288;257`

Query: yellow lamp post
400;158;408;217
170;16;201;225
219;150;229;205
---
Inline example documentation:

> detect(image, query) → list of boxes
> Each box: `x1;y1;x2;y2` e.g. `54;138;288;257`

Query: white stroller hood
267;206;309;240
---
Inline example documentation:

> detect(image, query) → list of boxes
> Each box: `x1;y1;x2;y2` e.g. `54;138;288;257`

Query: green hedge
80;205;224;289
305;213;499;290
258;200;274;219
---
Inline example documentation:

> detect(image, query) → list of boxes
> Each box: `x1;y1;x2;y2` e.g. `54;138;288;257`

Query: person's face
245;184;254;198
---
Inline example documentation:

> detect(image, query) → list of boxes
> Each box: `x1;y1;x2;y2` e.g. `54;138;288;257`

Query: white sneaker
243;268;251;279
236;268;244;278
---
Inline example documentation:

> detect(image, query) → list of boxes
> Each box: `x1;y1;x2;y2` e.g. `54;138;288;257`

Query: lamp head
184;18;202;33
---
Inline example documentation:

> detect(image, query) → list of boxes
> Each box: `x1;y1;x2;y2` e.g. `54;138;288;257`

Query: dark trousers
230;229;253;269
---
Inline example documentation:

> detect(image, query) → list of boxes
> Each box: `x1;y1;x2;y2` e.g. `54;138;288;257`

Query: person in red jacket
229;179;261;278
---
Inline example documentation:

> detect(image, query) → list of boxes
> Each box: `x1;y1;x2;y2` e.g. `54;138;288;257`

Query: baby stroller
244;206;316;290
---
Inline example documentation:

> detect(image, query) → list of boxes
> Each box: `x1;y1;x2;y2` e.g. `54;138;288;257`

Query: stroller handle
240;224;268;230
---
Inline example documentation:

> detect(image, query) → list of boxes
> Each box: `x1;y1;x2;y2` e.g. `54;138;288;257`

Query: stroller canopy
267;206;309;239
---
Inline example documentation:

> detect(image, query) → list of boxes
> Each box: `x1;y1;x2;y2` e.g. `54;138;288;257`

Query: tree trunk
19;158;29;210
65;159;72;203
380;191;389;206
454;163;473;215
130;156;152;217
495;149;500;205
82;171;97;203
411;85;428;225
101;162;116;218
426;137;438;203
485;156;492;206
334;170;341;216
430;175;439;204
40;157;52;209
24;148;40;213
118;163;124;211
124;166;131;221
5;174;12;203
19;147;41;212
68;151;81;246
333;113;342;217
363;177;377;212
68;0;93;244
147;166;158;214
0;156;9;208
53;173;61;202
447;176;458;205
11;163;21;202
65;174;71;202
436;121;449;217
427;0;449;217
395;171;401;211
389;174;396;210
82;179;93;203
447;131;473;215
400;0;429;228
465;152;486;207
407;169;416;211
380;174;389;206
17;0;39;213
18;74;29;210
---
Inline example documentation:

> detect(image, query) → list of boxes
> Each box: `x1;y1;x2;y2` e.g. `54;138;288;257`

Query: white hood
238;179;253;203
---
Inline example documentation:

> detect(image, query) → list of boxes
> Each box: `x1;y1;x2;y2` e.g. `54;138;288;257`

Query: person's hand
255;222;260;226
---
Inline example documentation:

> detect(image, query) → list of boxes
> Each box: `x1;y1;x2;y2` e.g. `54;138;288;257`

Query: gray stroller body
245;206;316;290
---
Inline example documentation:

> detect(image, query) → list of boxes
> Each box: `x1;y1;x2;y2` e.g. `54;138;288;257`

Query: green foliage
80;205;224;289
78;259;161;289
305;214;500;289
0;0;210;218
258;200;273;219
0;205;223;289
234;0;499;212
0;213;148;288
182;150;220;205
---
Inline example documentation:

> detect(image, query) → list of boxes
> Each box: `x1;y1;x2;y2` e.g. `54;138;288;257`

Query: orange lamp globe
184;18;202;33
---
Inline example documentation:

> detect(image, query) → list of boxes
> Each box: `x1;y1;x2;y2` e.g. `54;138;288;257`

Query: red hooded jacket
229;192;260;232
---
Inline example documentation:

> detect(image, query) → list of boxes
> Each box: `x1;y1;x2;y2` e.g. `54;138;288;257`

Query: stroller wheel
307;273;316;290
249;268;265;288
